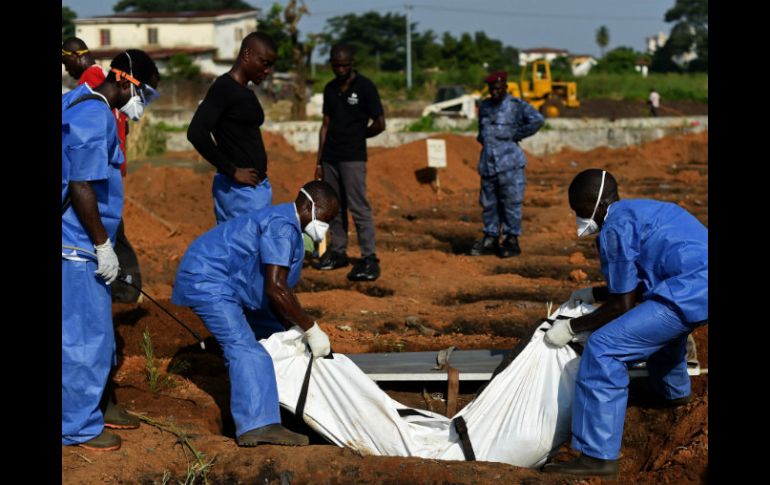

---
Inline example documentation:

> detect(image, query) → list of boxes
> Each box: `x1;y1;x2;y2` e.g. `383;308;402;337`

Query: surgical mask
300;188;329;243
119;84;145;121
576;170;606;238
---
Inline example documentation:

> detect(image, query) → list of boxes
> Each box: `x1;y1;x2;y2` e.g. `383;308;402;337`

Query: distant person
542;169;707;477
172;181;339;447
187;32;277;224
648;88;660;117
470;71;544;258
62;50;160;451
62;37;140;303
312;43;386;281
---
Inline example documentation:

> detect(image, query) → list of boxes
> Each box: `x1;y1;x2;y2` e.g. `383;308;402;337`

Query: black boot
347;254;381;281
312;250;349;270
542;453;619;478
498;235;521;258
469;235;498;256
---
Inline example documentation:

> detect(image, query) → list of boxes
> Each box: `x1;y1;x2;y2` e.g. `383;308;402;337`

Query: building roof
91;46;217;60
75;9;257;24
521;47;569;54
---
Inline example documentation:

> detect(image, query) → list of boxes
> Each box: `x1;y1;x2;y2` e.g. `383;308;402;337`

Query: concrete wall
163;116;708;155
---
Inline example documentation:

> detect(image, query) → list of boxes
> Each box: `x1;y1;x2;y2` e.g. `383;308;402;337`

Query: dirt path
63;131;708;484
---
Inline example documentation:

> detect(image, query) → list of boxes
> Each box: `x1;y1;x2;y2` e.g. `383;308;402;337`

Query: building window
100;29;111;46
148;28;158;45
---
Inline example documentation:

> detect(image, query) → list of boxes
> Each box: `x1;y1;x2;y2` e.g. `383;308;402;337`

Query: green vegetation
154;121;189;133
62;6;76;40
574;72;707;102
404;116;478;133
132;412;215;484
127;117;168;160
311;64;707;103
164;54;201;81
142;328;189;393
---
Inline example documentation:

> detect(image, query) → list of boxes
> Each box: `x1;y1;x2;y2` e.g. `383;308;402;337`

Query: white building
518;47;570;66
645;30;699;67
70;9;259;76
646;32;668;54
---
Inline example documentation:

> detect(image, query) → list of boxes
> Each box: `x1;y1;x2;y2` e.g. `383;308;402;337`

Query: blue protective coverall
572;199;708;460
172;203;304;437
477;94;544;236
213;174;273;225
62;85;125;445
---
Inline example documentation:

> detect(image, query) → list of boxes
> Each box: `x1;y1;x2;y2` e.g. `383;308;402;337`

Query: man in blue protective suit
172;181;340;446
187;32;277;224
470;71;544;258
62;50;160;451
542;169;708;478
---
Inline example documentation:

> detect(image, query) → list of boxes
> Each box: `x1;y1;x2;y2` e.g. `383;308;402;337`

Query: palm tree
596;25;609;58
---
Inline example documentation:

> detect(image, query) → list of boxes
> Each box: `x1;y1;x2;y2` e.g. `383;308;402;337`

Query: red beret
485;71;507;84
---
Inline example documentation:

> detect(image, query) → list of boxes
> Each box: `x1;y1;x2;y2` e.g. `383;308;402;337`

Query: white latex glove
568;287;595;308
544;319;575;347
304;322;331;358
94;238;120;285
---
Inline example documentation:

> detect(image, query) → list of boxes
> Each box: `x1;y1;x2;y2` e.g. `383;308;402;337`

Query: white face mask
576;170;606;238
300;188;329;243
119;84;145;121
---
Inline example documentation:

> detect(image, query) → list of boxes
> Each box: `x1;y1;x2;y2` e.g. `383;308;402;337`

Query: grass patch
142;328;189;393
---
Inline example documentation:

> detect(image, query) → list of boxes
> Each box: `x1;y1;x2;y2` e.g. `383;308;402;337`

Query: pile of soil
63;130;708;484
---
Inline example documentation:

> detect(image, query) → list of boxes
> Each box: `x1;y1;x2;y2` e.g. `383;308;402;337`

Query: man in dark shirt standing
187;32;277;224
313;44;385;281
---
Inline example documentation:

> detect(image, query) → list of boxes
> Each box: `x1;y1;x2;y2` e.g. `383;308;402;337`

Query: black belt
294;346;334;422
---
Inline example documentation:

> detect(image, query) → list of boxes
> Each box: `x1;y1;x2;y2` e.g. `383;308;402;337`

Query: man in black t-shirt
313;44;386;281
187;32;277;224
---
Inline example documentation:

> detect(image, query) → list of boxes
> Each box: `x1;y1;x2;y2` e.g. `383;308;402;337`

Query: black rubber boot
103;400;140;430
469;235;499;256
79;430;122;452
237;424;309;447
498;235;521;258
542;453;619;477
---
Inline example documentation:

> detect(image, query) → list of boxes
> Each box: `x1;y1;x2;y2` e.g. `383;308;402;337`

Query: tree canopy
595;26;609;58
62;6;77;40
319;11;518;74
652;0;707;72
112;0;253;12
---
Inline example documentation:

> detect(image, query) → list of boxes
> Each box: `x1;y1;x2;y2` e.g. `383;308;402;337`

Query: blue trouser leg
479;174;500;236
571;299;694;460
497;168;526;236
646;334;690;399
62;259;114;445
192;301;281;438
212;174;273;224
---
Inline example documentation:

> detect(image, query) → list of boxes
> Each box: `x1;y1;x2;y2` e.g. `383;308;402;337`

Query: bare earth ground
62;130;708;484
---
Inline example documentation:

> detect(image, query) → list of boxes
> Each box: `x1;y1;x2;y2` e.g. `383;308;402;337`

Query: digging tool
116;273;206;350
